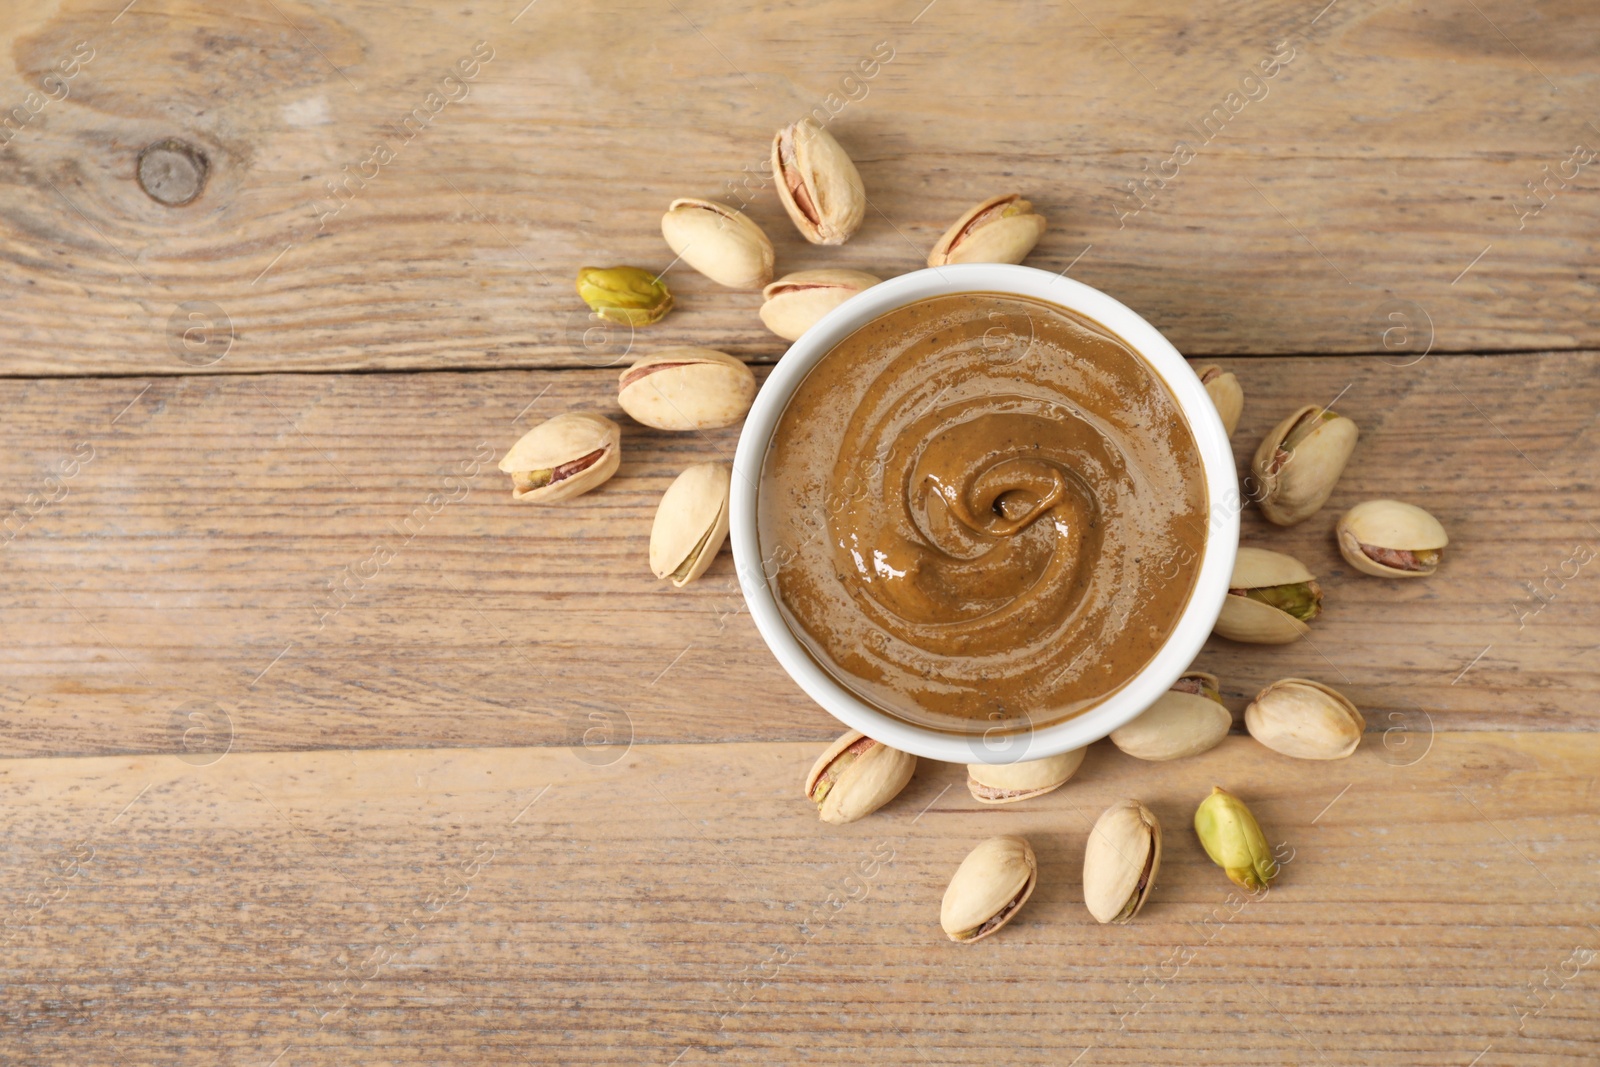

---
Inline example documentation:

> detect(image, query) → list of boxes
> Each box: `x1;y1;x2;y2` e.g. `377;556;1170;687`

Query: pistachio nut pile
505;115;1058;590
802;720;1289;940
786;345;1453;942
497;116;1454;944
774;202;1452;945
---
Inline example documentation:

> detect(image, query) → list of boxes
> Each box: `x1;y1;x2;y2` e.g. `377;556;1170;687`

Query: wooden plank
1;0;1597;375
1;734;1596;1064
0;352;1595;758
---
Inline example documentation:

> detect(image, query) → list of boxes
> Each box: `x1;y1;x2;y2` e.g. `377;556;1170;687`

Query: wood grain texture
1;735;1596;1065
1;0;1598;375
3;2;1597;1061
1;352;1595;759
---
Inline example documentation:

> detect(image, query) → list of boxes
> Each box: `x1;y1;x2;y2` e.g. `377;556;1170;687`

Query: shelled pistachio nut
927;193;1047;267
1214;547;1322;644
575;265;673;326
1195;364;1244;437
771;119;866;245
1194;786;1279;891
759;270;881;341
498;412;620;503
965;748;1085;805
1245;678;1364;760
805;730;916;826
648;462;731;588
660;198;775;289
1110;672;1232;761
1083;799;1162;924
1336;499;1449;578
617;348;756;431
1251;404;1359;526
940;835;1037;943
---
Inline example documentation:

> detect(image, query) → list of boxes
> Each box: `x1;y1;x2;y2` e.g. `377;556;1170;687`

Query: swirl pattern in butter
758;294;1208;734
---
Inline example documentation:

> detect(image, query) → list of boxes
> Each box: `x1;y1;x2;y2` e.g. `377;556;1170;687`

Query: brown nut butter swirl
758;294;1207;734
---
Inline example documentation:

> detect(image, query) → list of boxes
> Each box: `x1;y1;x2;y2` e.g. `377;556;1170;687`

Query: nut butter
757;293;1207;734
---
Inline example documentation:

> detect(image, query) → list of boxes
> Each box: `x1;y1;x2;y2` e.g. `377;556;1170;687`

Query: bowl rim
729;263;1240;764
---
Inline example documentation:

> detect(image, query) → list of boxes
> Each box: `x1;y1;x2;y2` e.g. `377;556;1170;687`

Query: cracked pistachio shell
1337;499;1449;578
1084;799;1162;924
1214;547;1321;645
759;269;881;342
498;413;621;503
805;730;916;825
965;748;1085;805
1195;364;1244;437
940;835;1037;943
1251;405;1360;526
928;193;1047;267
1194;787;1278;891
771;119;866;245
1245;678;1364;760
648;462;731;588
660;198;774;289
617;348;756;431
575;266;673;326
1111;672;1232;761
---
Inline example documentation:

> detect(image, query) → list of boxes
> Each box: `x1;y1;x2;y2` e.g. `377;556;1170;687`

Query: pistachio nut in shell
1337;499;1449;578
617;348;756;431
660;198;774;289
965;748;1085;805
1083;799;1162;924
1110;672;1232;761
1251;404;1359;526
1245;678;1364;760
927;193;1047;267
575;266;673;326
940;835;1037;943
498;412;621;503
1194;787;1279;891
771;119;866;245
805;730;916;826
1214;547;1322;645
1195;364;1244;437
759;269;881;342
649;462;731;588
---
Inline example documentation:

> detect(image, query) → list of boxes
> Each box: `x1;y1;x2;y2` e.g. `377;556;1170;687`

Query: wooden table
2;1;1597;1063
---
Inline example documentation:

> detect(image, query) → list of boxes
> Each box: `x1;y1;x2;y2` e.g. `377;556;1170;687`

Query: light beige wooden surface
1;736;1597;1065
2;353;1596;757
3;0;1599;1063
0;0;1597;374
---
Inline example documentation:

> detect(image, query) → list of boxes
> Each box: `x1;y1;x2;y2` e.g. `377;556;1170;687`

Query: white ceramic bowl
730;264;1239;764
